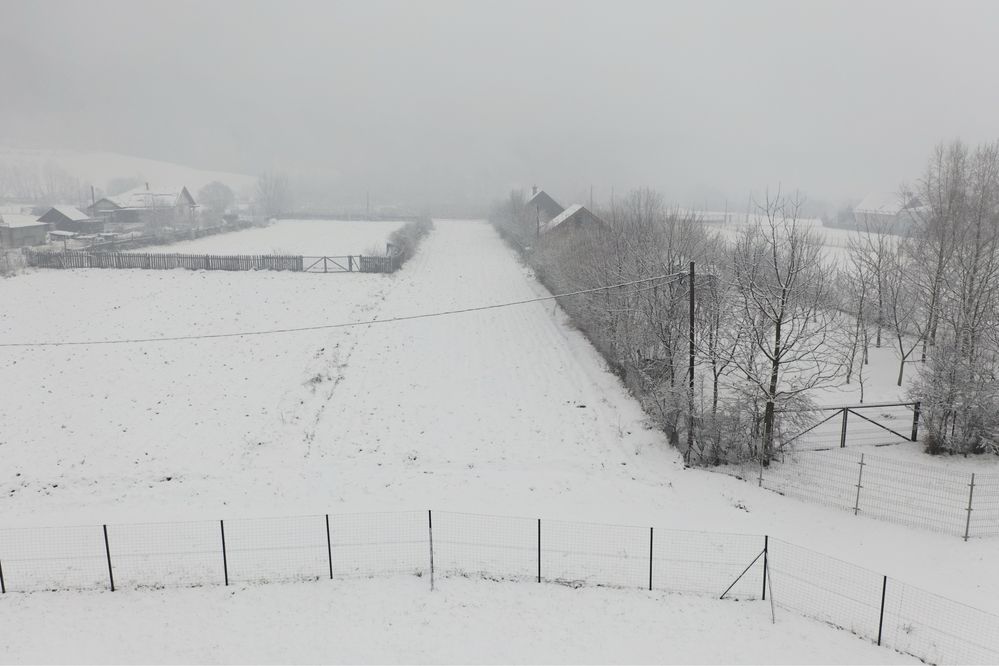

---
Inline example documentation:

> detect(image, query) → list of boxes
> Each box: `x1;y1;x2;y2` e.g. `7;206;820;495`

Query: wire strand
0;272;684;348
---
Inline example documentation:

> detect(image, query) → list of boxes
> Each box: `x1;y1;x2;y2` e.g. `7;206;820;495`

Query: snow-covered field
140;219;406;256
0;577;911;665
0;219;996;662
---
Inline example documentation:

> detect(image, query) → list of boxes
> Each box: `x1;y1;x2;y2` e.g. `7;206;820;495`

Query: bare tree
731;189;840;462
256;171;291;218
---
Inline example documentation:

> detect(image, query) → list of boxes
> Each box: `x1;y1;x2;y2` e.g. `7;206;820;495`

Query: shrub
387;218;434;269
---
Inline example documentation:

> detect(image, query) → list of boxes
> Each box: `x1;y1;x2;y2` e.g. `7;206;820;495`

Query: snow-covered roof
102;186;195;210
0;213;46;228
49;230;77;238
542;204;587;234
854;192;920;216
47;205;90;221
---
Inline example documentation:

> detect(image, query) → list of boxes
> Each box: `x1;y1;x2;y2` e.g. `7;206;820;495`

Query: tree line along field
493;140;999;467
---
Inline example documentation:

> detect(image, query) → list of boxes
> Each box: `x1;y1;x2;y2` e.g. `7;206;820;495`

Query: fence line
22;251;400;274
722;449;999;539
0;509;995;664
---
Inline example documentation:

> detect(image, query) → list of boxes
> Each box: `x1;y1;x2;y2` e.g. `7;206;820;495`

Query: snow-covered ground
0;576;913;665
140;219;406;256
0;219;996;661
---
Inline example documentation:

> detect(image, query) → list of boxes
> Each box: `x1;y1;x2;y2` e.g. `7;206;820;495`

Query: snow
0;213;44;228
0;577;915;664
542;203;583;233
47;205;90;221
0;219;997;657
139;219;406;256
101;186;189;210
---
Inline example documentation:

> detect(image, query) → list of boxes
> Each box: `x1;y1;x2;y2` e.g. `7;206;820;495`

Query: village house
526;186;564;236
541;203;605;238
87;184;197;232
0;213;50;248
853;192;925;232
37;205;103;234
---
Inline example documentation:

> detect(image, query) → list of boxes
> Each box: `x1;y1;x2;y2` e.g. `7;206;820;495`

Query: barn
88;185;198;231
0;214;50;248
541;204;605;237
38;206;102;234
527;187;565;234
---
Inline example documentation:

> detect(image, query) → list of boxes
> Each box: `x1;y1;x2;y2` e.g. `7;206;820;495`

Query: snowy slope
0;146;256;197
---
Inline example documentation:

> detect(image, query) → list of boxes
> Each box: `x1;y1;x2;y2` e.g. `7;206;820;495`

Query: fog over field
2;0;999;210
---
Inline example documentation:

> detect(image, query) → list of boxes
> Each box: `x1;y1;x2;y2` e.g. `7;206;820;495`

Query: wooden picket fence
24;250;303;272
22;250;400;274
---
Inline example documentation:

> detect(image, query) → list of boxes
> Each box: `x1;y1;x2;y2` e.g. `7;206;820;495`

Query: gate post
840;408;849;448
911;402;921;442
853;453;865;516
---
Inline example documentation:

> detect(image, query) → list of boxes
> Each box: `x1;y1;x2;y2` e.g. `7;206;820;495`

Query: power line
0;272;684;348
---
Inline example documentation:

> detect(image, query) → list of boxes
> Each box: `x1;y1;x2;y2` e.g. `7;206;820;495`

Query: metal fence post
761;535;768;600
964;473;976;541
428;510;435;591
854;453;866;516
840;408;850;448
877;575;887;646
648;527;654;591
102;524;115;592
537;518;542;584
910;402;921;441
325;514;333;580
0;557;5;593
220;520;229;586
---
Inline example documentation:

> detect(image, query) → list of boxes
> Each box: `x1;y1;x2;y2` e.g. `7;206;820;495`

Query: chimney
532;185;538;196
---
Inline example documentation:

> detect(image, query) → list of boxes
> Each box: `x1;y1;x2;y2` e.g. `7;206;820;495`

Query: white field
140;218;406;256
0;219;995;661
0;577;913;665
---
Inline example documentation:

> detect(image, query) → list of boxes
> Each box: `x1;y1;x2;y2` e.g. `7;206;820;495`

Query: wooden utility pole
687;261;696;462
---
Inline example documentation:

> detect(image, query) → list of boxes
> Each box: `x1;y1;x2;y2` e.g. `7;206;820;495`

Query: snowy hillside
0;146;256;199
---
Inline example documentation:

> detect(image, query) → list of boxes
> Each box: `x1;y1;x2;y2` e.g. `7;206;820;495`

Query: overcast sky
2;0;998;209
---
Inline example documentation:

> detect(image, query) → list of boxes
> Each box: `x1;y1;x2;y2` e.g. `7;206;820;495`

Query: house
854;192;924;232
37;206;103;234
0;214;50;248
527;186;565;233
87;185;198;231
541;203;605;237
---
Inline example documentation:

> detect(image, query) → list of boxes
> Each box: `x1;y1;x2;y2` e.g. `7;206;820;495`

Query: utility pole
687;260;696;463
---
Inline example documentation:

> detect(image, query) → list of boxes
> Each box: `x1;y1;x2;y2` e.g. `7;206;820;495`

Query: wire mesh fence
723;449;999;539
769;537;999;665
0;509;997;664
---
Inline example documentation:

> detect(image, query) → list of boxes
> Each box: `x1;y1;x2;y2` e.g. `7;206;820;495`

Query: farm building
527;187;565;234
0;214;50;248
541;204;604;237
38;205;102;234
88;185;197;232
854;192;925;231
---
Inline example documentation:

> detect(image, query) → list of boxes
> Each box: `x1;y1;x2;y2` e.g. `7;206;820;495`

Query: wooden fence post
911;402;921;442
964;473;975;541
